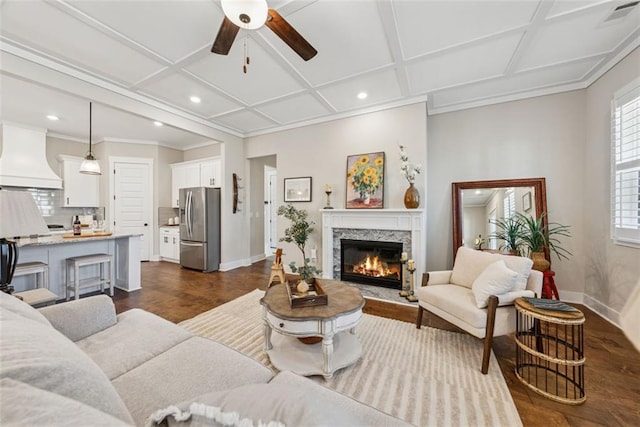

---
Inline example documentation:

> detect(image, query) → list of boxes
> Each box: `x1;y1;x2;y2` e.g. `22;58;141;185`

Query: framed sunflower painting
346;152;385;209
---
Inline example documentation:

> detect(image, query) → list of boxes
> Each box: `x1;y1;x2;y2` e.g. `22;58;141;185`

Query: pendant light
79;101;101;175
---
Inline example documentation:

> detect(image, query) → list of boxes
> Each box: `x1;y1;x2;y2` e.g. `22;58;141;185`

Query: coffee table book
286;279;328;308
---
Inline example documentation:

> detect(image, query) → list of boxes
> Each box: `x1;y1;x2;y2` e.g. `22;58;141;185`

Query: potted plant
488;215;526;255
277;204;321;283
516;211;572;271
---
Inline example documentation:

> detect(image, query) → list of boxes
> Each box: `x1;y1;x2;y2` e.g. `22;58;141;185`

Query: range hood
0;122;62;189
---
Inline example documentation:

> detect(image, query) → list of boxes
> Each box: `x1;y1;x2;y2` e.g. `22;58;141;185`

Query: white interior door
112;159;152;261
264;166;277;256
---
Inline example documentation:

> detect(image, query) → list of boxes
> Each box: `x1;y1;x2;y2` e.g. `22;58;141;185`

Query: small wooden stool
542;270;560;300
65;254;114;300
268;248;285;287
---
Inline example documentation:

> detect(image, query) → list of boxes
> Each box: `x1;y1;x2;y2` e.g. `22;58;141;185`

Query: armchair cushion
471;260;519;308
450;247;533;291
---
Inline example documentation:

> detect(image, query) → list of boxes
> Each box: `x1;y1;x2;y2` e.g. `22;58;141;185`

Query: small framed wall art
346;152;385;209
523;191;532;212
284;177;312;202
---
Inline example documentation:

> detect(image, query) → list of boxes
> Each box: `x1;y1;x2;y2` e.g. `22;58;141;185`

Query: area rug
179;289;521;427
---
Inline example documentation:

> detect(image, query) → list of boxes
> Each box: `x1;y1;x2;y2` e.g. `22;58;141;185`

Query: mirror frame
452;177;548;261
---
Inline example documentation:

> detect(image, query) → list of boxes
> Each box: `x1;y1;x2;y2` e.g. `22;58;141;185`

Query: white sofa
416;246;543;374
0;291;410;426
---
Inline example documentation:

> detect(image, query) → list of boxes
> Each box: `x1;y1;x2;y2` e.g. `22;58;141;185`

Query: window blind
612;78;640;246
503;189;515;219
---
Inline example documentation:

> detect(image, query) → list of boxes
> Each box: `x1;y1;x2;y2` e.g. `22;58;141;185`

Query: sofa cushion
0;309;134;424
450;246;533;291
148;379;364;427
77;308;193;380
471;260;519;308
39;295;117;342
0;290;51;326
112;336;274;426
0;378;132;427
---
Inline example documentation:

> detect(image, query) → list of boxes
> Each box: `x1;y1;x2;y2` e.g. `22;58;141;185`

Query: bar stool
13;262;57;307
65;254;114;300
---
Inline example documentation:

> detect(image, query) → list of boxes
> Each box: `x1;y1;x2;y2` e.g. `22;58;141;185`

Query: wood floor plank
111;260;640;427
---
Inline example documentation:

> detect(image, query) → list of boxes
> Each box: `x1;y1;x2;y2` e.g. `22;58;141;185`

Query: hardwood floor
113;260;639;426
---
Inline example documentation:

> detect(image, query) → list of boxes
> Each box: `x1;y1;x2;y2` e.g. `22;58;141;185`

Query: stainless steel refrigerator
179;187;221;272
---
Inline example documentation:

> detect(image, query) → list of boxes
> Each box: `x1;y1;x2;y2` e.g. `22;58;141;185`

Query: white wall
427;90;587;297
584;48;640;323
245;103;428;268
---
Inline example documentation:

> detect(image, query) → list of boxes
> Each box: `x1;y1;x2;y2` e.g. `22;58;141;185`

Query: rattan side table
515;297;586;405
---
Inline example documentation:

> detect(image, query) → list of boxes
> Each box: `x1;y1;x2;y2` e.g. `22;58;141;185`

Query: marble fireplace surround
321;209;426;283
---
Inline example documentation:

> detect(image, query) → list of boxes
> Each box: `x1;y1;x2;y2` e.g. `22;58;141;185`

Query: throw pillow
471;260;519;308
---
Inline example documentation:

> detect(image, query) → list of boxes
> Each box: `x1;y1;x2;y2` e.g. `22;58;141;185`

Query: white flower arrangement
399;145;422;184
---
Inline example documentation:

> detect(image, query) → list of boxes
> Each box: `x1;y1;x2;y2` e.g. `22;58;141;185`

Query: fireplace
340;239;403;289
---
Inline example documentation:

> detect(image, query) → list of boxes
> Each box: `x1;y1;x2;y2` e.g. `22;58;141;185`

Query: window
612;78;640;246
503;188;515;219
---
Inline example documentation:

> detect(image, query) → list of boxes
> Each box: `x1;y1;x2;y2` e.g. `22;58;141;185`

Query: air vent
604;1;639;22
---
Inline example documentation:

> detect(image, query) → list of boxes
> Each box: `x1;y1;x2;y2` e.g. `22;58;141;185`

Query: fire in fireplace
340;239;403;289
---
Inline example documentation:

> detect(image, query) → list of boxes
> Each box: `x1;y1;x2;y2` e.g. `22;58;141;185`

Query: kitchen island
12;233;141;299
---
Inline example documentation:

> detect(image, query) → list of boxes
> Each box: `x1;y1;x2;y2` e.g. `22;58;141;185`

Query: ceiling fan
211;0;317;61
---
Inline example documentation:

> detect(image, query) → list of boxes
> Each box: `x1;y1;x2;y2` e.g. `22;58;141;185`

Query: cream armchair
416;247;543;374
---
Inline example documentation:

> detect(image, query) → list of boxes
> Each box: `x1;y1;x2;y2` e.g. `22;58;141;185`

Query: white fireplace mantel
321;209;427;282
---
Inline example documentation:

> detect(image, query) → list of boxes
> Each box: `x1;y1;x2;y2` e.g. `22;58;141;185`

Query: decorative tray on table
286;278;328;308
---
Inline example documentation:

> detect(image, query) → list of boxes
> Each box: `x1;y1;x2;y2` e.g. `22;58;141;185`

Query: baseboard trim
583;293;622;328
250;254;266;263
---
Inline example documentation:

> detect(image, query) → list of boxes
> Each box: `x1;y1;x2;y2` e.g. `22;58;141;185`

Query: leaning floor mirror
451;177;548;262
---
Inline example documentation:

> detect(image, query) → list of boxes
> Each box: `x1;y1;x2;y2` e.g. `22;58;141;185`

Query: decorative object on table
73;215;82;236
284;176;312;202
324;184;334;209
62;232;113;238
405;259;418;302
268;248;285;287
277;204;321;283
399;145;422;209
473;234;485;250
399;252;409;297
346;152;384;209
79;102;102;175
515;297;585;405
0;190;49;294
285;278;328;308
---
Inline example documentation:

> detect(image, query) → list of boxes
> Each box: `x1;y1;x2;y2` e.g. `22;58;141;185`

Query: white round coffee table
260;279;364;380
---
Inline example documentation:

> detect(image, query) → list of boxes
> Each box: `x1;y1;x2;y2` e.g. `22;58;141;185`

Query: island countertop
15;233;140;247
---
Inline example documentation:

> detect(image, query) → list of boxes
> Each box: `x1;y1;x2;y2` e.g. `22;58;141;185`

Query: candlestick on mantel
401;252;408;262
324;184;334;210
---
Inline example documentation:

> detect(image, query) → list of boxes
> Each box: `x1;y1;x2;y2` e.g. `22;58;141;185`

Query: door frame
108;156;154;260
264;165;277;256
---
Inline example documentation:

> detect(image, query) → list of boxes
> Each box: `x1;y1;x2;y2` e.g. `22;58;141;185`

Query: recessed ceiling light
153;121;163;127
46;115;59;121
475;190;482;195
190;96;201;104
357;92;368;100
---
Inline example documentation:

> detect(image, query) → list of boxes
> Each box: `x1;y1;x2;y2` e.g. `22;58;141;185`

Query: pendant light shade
220;0;268;30
80;101;101;175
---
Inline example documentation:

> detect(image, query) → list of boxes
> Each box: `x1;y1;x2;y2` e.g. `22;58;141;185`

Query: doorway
264;166;277;256
109;157;153;261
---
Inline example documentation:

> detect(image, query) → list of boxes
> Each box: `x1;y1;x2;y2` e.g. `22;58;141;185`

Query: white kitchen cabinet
170;157;222;207
200;158;221;187
159;227;180;262
57;155;99;207
170;162;200;207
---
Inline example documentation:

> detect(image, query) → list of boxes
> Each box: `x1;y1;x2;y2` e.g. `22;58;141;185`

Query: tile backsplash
5;186;104;228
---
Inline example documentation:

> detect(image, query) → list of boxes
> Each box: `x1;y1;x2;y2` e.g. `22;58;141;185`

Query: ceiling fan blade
265;8;317;61
211;16;240;55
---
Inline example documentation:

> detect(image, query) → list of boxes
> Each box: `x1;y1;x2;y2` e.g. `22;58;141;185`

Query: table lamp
0;190;49;294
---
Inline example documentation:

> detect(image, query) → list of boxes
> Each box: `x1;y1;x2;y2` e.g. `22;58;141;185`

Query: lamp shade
0;190;49;238
221;0;268;29
80;156;101;175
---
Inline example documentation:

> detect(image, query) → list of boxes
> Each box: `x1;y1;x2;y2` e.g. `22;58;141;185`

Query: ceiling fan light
221;0;268;30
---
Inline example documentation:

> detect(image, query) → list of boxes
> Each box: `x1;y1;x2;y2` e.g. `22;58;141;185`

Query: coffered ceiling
1;0;638;150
